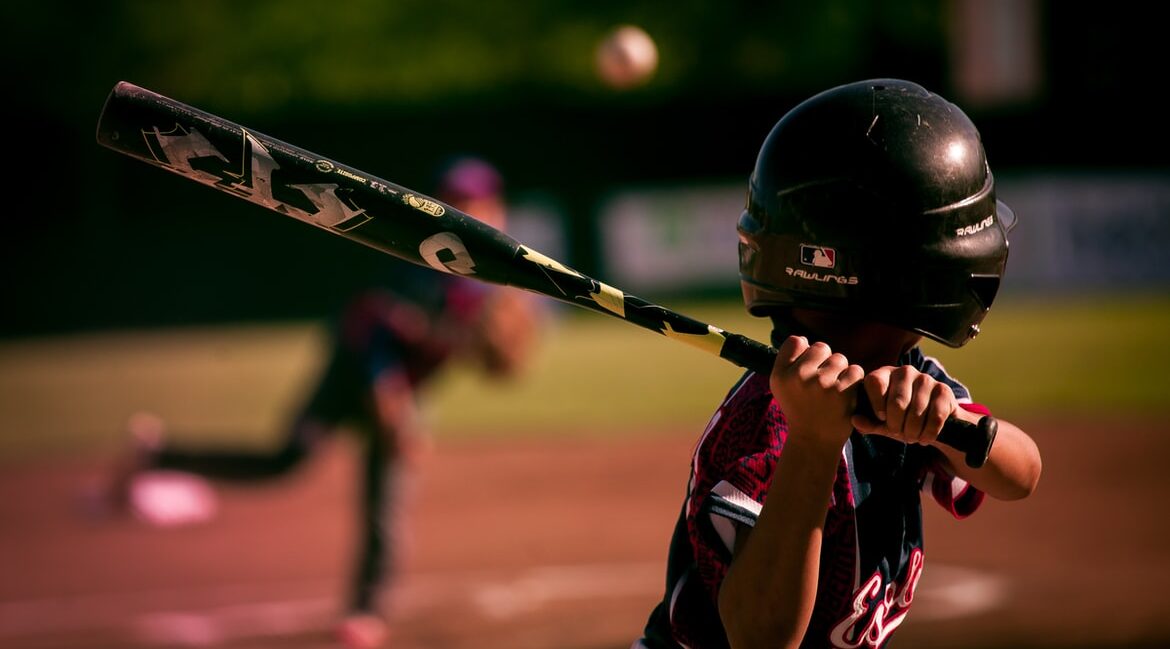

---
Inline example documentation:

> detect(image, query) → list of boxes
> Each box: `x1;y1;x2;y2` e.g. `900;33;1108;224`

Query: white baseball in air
595;25;659;89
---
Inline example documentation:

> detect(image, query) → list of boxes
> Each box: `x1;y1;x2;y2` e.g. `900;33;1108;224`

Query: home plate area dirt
1;416;1168;649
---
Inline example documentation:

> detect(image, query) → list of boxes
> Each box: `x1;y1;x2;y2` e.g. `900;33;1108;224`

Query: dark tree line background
3;0;1164;336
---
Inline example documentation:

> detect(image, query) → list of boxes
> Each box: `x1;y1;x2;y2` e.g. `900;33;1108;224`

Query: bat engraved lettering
144;125;368;232
419;232;477;275
288;183;371;230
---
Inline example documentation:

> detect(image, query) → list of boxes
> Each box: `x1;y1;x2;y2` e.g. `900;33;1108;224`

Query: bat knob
968;415;999;469
936;415;998;469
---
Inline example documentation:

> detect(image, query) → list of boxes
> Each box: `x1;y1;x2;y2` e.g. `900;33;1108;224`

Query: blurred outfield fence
2;167;1165;339
578;171;1170;298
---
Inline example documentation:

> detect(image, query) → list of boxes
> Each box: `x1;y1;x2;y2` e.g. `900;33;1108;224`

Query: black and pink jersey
338;269;496;387
634;347;986;649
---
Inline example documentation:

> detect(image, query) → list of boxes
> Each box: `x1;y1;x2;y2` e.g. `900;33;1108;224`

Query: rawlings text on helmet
784;267;859;285
955;214;995;237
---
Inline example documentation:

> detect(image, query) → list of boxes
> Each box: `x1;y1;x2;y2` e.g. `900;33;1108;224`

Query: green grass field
1;292;1166;462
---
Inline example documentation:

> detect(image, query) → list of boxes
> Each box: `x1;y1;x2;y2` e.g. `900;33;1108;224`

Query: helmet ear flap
968;274;1001;311
996;199;1017;233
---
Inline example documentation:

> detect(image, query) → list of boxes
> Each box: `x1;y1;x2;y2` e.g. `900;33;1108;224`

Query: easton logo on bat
403;194;445;217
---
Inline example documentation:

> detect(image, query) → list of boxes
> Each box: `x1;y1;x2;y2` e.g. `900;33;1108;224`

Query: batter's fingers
771;336;809;399
904;373;937;443
850;411;883;434
817;352;851;388
884;367;915;436
795;341;834;382
775;335;810;367
921;381;957;442
839;363;866;389
863;369;892;422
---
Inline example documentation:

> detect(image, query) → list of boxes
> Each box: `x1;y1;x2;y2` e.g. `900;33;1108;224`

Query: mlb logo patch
800;244;836;268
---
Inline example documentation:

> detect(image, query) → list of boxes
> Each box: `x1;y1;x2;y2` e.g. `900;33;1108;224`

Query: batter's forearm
937;411;1041;501
718;435;842;649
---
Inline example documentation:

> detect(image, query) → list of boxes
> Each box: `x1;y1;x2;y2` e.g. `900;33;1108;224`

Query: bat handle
853;395;997;469
720;333;997;468
940;414;998;469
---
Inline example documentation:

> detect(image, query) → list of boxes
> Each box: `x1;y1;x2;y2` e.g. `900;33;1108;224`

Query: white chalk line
911;564;1009;622
0;579;334;637
470;561;663;619
0;561;1006;646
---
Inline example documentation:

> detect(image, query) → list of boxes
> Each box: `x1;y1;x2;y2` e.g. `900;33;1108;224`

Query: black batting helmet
737;78;1016;347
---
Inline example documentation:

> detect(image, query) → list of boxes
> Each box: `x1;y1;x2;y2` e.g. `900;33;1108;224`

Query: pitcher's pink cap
436;156;503;202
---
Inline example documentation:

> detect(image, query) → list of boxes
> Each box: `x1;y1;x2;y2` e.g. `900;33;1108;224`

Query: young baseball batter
632;79;1042;648
107;156;542;649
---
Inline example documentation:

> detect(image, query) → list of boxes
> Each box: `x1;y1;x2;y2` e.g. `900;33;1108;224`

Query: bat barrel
97;81;525;283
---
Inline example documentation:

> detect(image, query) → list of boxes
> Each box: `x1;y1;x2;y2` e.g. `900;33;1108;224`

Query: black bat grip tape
938;414;997;469
719;333;996;468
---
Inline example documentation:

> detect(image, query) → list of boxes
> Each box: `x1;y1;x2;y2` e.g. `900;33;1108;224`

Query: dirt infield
2;416;1168;649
